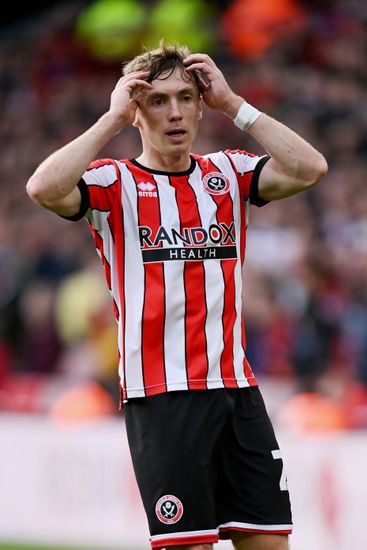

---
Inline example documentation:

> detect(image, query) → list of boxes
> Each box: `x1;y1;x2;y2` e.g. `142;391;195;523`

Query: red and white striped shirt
74;150;269;401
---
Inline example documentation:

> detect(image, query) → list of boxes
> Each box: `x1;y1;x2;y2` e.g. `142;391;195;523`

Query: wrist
101;110;129;133
222;94;243;119
233;101;262;131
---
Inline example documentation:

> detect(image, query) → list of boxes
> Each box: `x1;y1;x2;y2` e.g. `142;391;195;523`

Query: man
27;43;327;550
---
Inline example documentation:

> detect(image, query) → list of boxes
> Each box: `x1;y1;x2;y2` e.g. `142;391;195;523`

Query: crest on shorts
155;494;184;524
203;172;230;195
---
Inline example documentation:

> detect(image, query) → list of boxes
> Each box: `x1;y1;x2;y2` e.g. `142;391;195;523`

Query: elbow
306;154;328;189
313;154;328;183
26;176;48;206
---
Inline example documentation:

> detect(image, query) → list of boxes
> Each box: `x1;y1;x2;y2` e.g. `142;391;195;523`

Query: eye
182;95;193;102
152;97;164;106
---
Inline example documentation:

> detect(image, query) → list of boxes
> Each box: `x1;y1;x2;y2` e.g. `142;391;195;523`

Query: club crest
203;172;230;195
155;494;184;524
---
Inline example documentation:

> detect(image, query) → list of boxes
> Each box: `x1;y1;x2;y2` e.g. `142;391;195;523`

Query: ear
198;101;203;121
133;111;142;128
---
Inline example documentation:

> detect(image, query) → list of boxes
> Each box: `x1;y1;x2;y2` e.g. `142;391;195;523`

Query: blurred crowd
0;0;367;428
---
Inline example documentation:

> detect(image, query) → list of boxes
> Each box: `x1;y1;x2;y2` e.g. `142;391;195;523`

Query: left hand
183;53;242;117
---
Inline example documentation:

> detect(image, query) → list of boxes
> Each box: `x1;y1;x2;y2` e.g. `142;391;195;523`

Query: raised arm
26;72;152;217
184;54;328;200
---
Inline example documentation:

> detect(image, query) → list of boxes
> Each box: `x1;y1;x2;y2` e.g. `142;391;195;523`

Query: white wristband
234;102;262;131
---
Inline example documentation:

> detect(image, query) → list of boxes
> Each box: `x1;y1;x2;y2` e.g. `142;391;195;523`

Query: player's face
134;68;202;158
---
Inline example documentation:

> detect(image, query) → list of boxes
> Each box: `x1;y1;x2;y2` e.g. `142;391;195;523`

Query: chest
123;170;240;238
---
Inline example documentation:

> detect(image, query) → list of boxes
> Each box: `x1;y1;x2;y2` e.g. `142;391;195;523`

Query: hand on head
183;53;238;115
109;71;153;127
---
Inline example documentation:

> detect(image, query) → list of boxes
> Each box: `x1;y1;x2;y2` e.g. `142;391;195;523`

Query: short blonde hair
123;40;199;87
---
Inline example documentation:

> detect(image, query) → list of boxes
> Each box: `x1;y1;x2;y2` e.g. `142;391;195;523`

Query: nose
168;99;182;121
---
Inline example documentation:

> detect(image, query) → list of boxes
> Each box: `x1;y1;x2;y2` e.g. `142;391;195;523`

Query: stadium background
0;0;366;549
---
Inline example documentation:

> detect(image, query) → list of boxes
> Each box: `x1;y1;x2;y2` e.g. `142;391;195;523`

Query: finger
123;70;150;80
119;77;152;90
184;62;215;79
129;81;152;100
183;53;216;68
184;62;209;72
128;79;153;89
116;72;150;90
127;80;153;95
194;71;211;92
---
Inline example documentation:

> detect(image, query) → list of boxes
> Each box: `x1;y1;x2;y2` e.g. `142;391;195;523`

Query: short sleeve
61;158;120;222
59;179;90;221
225;149;271;207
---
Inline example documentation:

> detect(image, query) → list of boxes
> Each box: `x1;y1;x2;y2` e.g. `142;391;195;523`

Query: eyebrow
148;87;196;99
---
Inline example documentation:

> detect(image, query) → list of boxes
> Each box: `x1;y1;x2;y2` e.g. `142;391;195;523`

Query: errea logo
137;182;157;197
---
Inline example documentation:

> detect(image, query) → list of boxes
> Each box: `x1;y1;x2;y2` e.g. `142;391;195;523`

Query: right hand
108;71;152;128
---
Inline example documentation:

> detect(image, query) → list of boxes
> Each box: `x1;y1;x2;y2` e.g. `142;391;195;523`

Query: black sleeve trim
249;155;271;207
59;179;90;221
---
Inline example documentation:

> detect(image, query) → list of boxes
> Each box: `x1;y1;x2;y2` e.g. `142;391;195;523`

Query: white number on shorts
271;449;288;491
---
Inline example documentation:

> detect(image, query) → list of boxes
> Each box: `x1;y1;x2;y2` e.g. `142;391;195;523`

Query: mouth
166;129;187;141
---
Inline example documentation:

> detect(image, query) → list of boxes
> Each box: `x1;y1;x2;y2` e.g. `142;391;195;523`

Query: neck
136;150;192;173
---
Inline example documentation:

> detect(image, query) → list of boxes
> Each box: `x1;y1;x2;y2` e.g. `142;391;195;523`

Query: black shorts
124;387;292;549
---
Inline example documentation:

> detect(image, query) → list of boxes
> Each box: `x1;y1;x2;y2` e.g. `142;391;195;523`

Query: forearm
247;112;326;183
225;97;325;181
26;111;124;204
223;96;328;198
